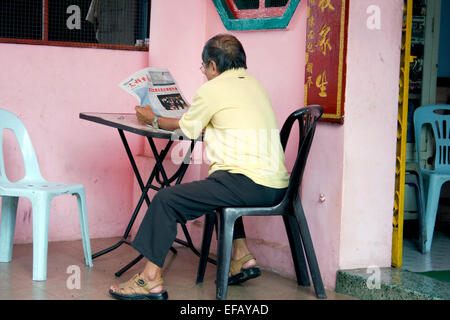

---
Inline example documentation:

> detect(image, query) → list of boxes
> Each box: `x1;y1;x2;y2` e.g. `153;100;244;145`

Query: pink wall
129;0;209;239
0;44;148;242
339;0;403;269
0;0;403;291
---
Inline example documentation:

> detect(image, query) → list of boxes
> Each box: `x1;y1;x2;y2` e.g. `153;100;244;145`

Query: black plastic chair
196;105;326;300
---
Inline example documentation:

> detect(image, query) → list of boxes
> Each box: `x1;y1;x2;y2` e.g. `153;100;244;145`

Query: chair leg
196;213;216;284
31;195;51;281
75;190;93;267
410;181;426;249
293;200;327;299
216;212;235;300
417;174;427;252
405;172;425;229
0;196;19;262
420;176;443;253
283;215;310;287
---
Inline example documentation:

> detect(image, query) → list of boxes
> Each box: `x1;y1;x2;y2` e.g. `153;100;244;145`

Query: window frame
213;0;301;31
0;0;149;51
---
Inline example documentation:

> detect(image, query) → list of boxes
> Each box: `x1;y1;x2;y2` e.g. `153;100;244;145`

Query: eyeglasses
200;62;207;74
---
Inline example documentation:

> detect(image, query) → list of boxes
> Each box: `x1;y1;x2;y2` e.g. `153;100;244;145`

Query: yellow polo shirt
179;68;289;189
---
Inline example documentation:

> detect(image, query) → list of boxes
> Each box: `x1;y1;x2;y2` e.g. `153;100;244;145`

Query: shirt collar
216;68;247;79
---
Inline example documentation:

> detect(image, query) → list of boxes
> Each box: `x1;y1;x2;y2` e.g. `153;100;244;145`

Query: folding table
79;112;213;277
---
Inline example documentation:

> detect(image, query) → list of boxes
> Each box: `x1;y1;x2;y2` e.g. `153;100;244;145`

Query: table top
80;112;191;139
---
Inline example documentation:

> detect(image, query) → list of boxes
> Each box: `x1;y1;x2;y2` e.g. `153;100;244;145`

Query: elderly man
109;34;289;300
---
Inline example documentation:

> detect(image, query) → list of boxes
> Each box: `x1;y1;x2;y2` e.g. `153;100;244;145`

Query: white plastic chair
0;109;93;280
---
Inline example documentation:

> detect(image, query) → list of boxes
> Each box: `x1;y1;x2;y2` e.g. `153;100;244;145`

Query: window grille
0;0;150;51
225;0;290;19
0;0;43;40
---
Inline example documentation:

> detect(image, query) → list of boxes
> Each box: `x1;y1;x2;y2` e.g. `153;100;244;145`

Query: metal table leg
92;130;215;277
91;129;171;260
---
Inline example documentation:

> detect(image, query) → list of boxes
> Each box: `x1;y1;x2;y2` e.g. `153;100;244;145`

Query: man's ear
209;60;220;76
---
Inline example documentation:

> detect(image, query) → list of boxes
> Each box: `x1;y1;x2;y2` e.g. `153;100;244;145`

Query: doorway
394;0;450;272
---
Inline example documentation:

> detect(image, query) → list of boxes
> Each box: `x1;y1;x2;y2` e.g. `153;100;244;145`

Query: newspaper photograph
119;67;189;118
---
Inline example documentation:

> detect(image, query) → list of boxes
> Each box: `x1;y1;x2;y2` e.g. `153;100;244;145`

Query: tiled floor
402;232;450;273
402;222;450;273
0;237;355;300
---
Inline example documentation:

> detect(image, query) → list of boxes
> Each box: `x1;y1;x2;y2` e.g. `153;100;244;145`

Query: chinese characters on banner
304;0;349;124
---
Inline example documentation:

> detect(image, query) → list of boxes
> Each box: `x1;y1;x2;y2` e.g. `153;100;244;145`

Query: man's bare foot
110;260;164;296
241;258;257;270
108;272;168;300
109;272;164;295
232;238;257;270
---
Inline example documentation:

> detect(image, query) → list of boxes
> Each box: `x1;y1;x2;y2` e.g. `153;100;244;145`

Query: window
0;0;43;40
214;0;300;30
265;0;290;8
233;0;260;10
0;0;150;51
232;0;290;11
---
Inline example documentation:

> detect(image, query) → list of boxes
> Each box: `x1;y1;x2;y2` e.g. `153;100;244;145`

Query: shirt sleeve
179;89;212;140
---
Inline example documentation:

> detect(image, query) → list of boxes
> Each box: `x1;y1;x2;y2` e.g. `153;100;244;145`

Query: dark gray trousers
132;170;286;267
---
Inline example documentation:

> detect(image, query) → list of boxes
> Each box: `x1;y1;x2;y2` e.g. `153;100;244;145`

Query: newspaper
119;67;189;119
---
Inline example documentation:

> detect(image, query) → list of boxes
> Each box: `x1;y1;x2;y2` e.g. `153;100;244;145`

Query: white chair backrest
0;109;44;183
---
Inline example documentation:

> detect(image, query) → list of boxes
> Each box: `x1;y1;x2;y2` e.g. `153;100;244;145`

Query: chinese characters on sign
304;0;349;124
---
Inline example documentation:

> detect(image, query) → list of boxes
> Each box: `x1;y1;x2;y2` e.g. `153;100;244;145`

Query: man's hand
135;105;156;125
135;105;181;131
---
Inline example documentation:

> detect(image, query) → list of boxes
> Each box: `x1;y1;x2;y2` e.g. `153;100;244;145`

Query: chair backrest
414;104;450;174
280;105;323;204
0;109;43;183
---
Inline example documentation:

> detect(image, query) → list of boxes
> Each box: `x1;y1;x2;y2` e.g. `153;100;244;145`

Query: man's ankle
141;271;161;282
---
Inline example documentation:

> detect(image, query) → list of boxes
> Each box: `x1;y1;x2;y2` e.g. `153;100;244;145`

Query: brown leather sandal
109;273;168;300
228;253;261;285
